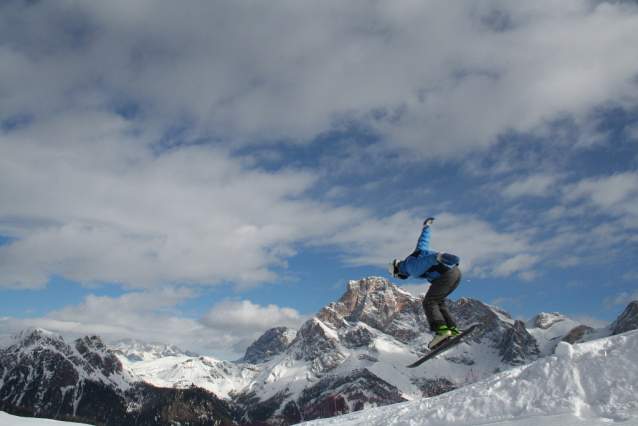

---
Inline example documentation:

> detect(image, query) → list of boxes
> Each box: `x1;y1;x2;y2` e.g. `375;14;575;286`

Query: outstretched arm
414;218;434;251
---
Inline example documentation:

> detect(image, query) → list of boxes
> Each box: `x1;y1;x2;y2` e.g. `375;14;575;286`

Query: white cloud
0;112;370;289
492;254;541;278
2;0;638;292
0;288;204;350
200;300;310;334
568;314;609;329
401;282;431;298
603;291;638;310
564;172;638;213
328;212;539;280
502;174;558;198
0;288;310;359
2;1;638;154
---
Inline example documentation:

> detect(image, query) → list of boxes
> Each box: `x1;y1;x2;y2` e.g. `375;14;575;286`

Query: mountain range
1;276;637;425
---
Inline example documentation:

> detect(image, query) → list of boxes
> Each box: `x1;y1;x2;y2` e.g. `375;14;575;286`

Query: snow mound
302;330;638;426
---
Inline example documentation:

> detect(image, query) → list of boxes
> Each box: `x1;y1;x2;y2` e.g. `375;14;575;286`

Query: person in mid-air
388;217;462;349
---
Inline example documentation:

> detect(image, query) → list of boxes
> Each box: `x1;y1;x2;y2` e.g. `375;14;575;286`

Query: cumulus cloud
2;0;638;297
3;1;638;152
492;254;541;279
0;288;310;359
0;112;369;289
200;300;310;333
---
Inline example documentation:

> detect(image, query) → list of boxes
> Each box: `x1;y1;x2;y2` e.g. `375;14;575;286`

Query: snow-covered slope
0;412;91;426
525;312;581;357
301;330;638;426
119;355;260;400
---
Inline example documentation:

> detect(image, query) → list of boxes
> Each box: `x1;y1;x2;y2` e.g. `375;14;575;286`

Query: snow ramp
301;330;638;426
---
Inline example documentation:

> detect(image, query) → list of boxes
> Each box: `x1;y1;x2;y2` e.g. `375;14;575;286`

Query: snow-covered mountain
2;277;637;426
0;328;239;426
110;338;200;361
118;277;637;424
120;355;260;400
5;330;638;426
0;327;136;412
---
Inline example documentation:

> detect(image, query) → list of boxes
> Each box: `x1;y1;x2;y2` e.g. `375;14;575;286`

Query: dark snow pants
422;266;462;331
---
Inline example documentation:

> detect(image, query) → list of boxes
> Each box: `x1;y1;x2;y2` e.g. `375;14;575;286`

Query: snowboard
407;324;484;368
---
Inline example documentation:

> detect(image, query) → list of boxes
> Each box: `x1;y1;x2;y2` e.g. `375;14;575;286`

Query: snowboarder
388;217;462;349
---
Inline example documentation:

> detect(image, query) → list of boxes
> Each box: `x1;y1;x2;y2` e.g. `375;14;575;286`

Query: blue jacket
399;226;458;282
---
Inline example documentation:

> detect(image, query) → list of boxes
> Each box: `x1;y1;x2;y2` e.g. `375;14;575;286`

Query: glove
437;252;459;265
423;217;435;228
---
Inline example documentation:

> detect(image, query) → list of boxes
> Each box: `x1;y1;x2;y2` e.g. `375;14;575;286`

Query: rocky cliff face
562;325;595;344
449;297;513;345
322;277;426;341
0;328;134;420
498;320;540;364
243;326;297;364
611;300;638;335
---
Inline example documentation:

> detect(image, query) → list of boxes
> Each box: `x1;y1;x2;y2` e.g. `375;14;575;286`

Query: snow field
0;412;91;426
300;330;638;426
121;355;260;399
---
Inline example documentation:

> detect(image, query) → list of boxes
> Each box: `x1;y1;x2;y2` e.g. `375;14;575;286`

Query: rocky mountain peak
0;326;65;350
528;312;567;329
326;277;423;336
449;297;512;343
243;327;297;364
334;277;397;317
611;300;638;335
499;320;539;364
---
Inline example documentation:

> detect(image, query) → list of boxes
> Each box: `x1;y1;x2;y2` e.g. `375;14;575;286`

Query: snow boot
450;326;461;336
428;325;452;349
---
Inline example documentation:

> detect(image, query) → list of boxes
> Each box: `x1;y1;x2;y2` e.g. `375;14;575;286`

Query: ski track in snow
301;330;638;426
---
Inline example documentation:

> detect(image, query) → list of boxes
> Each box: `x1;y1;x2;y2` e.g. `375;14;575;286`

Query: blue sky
1;0;638;360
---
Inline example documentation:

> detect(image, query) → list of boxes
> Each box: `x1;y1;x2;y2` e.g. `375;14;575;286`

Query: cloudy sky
1;0;638;360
